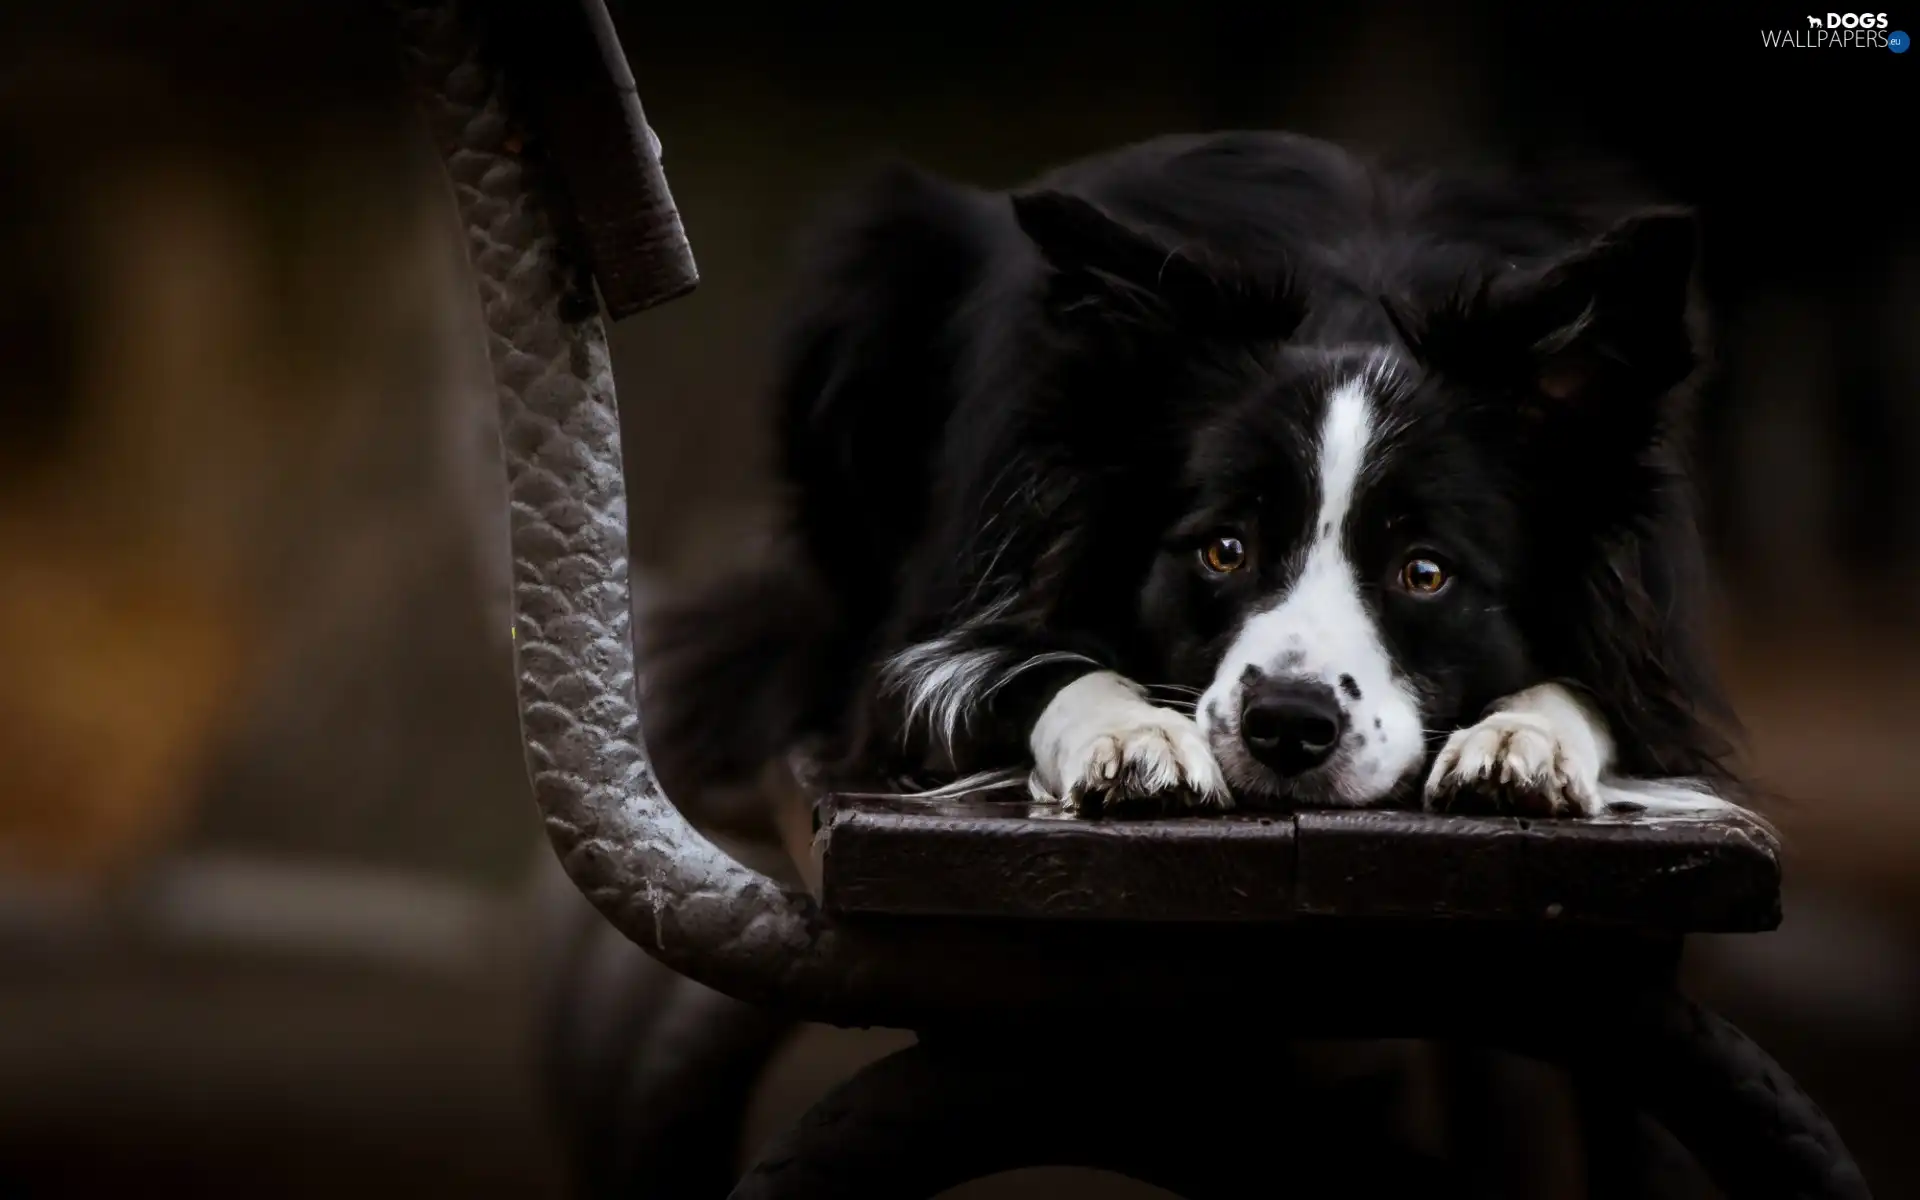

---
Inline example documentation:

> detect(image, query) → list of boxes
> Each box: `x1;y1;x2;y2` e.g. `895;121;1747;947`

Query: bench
391;2;1871;1194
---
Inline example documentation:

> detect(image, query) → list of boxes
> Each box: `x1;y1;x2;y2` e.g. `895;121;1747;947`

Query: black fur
640;131;1739;807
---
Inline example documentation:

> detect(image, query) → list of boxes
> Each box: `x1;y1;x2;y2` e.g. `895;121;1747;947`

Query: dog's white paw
1050;712;1231;814
1030;672;1231;814
1424;709;1603;818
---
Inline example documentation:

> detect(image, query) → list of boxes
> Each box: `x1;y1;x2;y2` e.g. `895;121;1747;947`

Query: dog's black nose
1240;679;1344;776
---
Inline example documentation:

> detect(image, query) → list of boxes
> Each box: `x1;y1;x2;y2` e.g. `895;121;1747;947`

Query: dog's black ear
1010;189;1302;340
1410;207;1700;418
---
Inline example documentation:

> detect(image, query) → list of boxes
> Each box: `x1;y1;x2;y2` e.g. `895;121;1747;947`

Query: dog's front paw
1030;673;1230;815
1055;711;1231;815
1423;710;1601;818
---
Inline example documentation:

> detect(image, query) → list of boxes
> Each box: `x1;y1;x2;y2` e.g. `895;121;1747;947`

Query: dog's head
1013;186;1703;806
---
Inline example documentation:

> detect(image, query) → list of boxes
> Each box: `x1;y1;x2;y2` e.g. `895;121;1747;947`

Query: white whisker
978;651;1101;704
834;767;1031;802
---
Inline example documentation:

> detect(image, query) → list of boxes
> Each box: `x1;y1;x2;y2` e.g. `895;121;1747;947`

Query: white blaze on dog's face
1191;370;1426;804
1136;347;1536;808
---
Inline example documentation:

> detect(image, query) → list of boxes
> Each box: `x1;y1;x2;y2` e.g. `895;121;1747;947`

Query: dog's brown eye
1200;536;1247;574
1399;556;1450;595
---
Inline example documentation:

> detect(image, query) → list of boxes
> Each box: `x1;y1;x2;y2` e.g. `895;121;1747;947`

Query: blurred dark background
1;2;1914;1196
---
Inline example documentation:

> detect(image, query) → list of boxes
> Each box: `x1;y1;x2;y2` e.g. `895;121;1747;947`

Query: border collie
642;131;1744;822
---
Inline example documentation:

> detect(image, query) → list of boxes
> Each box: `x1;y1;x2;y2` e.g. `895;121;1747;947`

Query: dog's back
639;164;1009;797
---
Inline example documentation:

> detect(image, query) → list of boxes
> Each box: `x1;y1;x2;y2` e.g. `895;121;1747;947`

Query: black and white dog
642;131;1743;821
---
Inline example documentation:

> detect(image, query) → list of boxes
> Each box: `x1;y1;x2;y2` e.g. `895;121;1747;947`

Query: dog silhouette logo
1807;13;1823;24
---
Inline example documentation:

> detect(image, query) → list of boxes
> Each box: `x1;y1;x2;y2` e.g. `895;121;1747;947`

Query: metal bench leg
728;1038;1461;1200
537;847;797;1198
1524;991;1871;1200
548;943;791;1197
732;996;1869;1200
1574;1075;1707;1198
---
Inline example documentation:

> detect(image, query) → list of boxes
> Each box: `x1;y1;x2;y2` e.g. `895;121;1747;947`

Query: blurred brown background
0;2;1914;1196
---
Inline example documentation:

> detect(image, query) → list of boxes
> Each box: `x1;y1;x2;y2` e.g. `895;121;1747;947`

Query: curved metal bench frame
392;1;1874;1195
